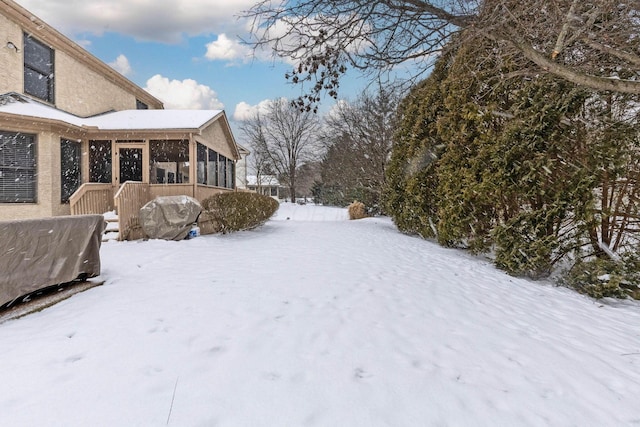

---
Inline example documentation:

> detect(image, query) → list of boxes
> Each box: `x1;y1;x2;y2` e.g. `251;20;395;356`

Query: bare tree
240;98;321;201
319;85;400;209
240;113;274;193
244;0;640;108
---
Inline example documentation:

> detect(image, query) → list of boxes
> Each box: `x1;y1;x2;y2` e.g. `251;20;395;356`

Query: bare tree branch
240;98;321;201
243;0;640;108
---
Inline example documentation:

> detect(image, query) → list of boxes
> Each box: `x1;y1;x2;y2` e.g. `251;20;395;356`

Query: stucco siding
56;51;139;116
0;20;139;116
1;4;162;113
0;15;24;94
196;119;236;159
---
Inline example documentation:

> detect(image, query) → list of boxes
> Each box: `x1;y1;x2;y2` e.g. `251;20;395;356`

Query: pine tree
384;50;452;237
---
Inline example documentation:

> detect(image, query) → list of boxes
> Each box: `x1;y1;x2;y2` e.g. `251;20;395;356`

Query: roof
247;175;281;186
237;143;251;155
0;93;222;130
86;109;223;130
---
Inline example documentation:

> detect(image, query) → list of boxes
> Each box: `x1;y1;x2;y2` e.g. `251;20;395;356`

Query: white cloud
250;15;371;66
19;0;369;70
144;74;224;110
205;34;252;63
75;39;92;49
108;54;132;76
19;0;257;43
233;100;273;121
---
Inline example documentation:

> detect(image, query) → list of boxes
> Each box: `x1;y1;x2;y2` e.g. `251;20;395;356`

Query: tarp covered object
0;214;105;307
139;195;202;241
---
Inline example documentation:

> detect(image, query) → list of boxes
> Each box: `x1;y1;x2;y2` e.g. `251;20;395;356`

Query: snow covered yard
1;203;640;426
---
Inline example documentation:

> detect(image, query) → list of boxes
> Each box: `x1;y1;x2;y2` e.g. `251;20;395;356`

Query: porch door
116;145;146;184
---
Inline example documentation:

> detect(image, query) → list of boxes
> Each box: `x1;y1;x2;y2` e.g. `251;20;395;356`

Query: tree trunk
289;175;296;202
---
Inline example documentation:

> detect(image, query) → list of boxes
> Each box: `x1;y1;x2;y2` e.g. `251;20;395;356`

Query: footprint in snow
354;368;372;380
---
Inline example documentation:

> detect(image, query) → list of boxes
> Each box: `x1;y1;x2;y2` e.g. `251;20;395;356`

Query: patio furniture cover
139;195;202;241
0;214;105;307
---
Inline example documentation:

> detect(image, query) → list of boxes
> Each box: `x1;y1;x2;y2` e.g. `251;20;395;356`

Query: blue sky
16;0;368;138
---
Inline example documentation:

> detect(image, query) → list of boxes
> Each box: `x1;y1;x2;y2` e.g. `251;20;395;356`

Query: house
247;175;282;199
235;144;251;189
0;0;242;238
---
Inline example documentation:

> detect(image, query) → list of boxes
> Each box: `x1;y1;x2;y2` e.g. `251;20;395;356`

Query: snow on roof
0;93;86;126
247;175;281;186
0;93;222;130
86;109;223;130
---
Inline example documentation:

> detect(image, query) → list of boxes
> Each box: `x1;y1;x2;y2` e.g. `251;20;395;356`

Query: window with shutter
0;132;37;203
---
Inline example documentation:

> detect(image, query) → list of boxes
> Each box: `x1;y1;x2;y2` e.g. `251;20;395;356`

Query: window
24;34;54;103
89;140;112;183
197;143;207;184
227;158;235;189
136;99;148;110
60;139;81;203
195;143;235;188
207;148;218;186
150;140;189;184
0;132;37;203
218;153;227;188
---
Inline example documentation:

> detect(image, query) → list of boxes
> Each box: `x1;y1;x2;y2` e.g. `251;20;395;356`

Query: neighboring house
247;175;282;199
0;0;241;237
235;144;250;189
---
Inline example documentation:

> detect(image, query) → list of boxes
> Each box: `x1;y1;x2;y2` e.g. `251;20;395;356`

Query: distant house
235;144;251;189
0;0;242;238
247;175;282;199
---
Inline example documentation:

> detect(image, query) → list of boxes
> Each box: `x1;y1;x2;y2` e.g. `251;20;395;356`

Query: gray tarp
139;195;202;241
0;214;105;307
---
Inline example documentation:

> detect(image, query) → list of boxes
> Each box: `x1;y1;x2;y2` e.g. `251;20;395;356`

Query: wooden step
103;216;120;242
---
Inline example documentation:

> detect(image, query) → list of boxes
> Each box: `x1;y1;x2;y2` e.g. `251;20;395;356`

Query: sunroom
0;93;242;239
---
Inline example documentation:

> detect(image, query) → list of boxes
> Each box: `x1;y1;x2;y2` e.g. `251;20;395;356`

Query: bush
200;192;279;234
348;201;367;220
561;253;640;300
493;211;560;279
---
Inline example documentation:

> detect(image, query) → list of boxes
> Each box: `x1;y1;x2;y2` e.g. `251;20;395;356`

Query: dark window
227;158;235;189
150;140;189;184
196;144;235;188
218;153;226;188
0;131;37;203
89;140;112;183
24;34;54;103
136;99;148;110
197;143;207;184
119;147;143;183
207;148;218;186
60;139;81;203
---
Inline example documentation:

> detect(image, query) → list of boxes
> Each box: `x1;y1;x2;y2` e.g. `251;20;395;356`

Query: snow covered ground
1;203;640;426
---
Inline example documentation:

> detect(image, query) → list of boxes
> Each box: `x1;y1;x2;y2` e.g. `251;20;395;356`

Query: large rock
139;196;202;240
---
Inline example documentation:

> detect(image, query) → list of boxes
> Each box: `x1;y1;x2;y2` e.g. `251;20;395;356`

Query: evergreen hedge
200;192;279;234
385;34;640;298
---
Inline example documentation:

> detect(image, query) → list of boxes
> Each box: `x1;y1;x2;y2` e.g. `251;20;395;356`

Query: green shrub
562;253;640;300
493;210;562;279
200;192;279;234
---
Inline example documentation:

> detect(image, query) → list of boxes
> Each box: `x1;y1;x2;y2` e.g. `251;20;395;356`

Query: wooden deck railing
69;183;115;215
72;182;237;241
150;183;194;199
114;181;151;241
